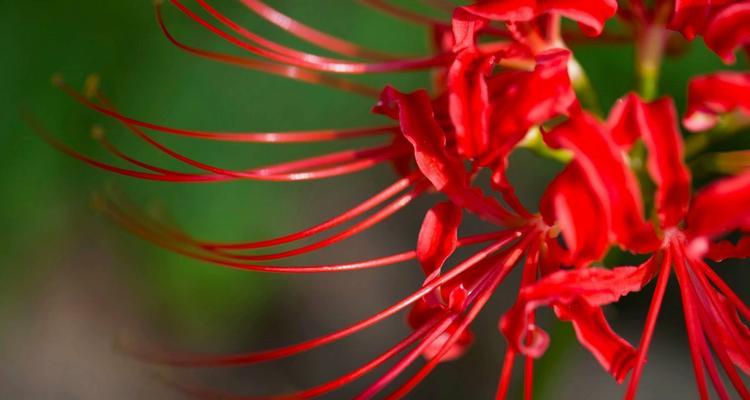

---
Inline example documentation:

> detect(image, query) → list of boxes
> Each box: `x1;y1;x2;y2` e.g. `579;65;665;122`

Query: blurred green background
1;1;747;399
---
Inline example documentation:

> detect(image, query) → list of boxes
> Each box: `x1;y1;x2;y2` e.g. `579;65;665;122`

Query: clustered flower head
36;0;750;398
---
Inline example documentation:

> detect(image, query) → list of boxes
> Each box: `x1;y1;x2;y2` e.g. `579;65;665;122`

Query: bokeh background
2;1;748;399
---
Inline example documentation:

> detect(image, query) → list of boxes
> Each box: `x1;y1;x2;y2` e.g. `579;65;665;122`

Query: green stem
635;25;667;101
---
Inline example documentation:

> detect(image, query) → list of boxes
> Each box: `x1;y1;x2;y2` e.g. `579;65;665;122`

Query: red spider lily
35;0;750;399
502;93;750;399
31;2;589;398
669;0;750;62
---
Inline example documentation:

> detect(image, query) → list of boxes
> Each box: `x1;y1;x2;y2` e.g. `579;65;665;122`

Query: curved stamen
57;80;392;142
121;234;523;366
386;237;533;399
167;0;450;74
239;0;402;60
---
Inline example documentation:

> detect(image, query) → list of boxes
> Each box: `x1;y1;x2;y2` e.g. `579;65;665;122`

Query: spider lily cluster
38;0;750;398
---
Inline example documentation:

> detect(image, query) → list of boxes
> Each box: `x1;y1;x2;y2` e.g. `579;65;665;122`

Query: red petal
484;49;576;202
417;202;463;278
684;72;750;132
499;259;659;380
447;49;493;159
554;300;637;383
704;3;750;63
540;162;610;267
544;110;659;252
373;86;517;225
488;49;575;140
687;172;750;240
669;0;733;40
608;94;691;227
706;235;750;261
638;96;692;228
463;0;617;35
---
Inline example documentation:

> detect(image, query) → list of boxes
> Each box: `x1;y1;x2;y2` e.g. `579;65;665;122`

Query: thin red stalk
122;234;523;366
700;341;731;400
162;317;443;400
168;0;449;74
97;107;403;181
193;186;428;262
96;133;192;176
523;325;534;400
105;194;516;274
156;6;380;96
102;196;417;273
673;245;711;399
197;0;363;65
239;0;399;61
686;263;750;382
385;238;534;399
688;274;750;398
200;173;420;250
696;261;750;322
496;351;516;400
354;317;457;400
57;81;393;142
624;250;672;400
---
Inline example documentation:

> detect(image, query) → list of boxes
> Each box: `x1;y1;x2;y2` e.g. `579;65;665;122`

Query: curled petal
447;49;494;159
686;172;750;240
545;110;658;252
499;260;659;381
540;162;610;267
417;202;463;278
669;0;733;39
484;49;575;206
373;86;518;225
706;235;750;261
554;300;637;383
684;72;750;132
463;0;617;35
488;49;574;140
640;98;691;228
704;3;750;63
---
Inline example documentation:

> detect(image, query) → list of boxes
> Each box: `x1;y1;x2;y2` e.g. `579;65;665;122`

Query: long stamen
354;317;458;400
157;6;381;96
673;246;711;399
238;0;399;60
168;0;450;74
104;193;516;274
624;250;672;400
496;350;516;400
385;238;534;399
57;80;392;142
162;317;443;400
121;234;523;366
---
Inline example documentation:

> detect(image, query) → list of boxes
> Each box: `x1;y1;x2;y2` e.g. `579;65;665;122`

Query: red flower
33;0;750;398
670;0;750;62
503;94;750;398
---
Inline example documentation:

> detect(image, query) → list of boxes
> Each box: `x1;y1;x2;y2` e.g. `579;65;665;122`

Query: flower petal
540;162;610;267
373;86;517;225
704;2;750;63
684;72;750;132
417;202;463;278
499;259;659;381
463;0;617;35
687;172;750;240
544;110;659;252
